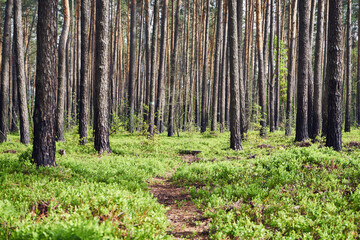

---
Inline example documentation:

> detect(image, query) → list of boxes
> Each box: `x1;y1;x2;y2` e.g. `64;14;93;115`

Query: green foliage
1;130;360;239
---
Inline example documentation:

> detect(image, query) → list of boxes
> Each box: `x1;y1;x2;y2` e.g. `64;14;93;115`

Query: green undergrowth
1;128;360;239
172;130;360;239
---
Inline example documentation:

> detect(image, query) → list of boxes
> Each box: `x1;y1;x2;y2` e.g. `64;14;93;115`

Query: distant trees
1;0;359;156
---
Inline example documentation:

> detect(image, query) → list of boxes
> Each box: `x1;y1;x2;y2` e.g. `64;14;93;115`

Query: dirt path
149;155;210;239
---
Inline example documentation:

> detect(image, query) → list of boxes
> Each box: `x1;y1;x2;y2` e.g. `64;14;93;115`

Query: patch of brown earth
3;150;17;154
149;176;210;239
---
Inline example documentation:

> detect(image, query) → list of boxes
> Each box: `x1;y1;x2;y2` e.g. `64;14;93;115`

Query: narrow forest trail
149;155;210;239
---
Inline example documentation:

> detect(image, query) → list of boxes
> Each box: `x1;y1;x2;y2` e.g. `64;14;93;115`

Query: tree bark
285;0;297;136
156;0;168;133
295;0;310;142
312;0;325;139
56;0;71;142
149;0;159;135
14;0;30;145
32;0;57;167
168;0;181;137
128;0;136;133
269;0;275;132
0;0;13;143
275;0;281;130
228;0;243;150
326;0;343;151
256;0;266;136
94;0;111;154
79;0;90;144
345;0;351;132
211;0;223;132
201;0;210;133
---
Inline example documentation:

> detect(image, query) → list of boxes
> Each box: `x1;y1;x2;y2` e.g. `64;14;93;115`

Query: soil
149;155;210;239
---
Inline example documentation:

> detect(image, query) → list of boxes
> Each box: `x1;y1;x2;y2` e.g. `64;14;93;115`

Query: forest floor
1;127;360;239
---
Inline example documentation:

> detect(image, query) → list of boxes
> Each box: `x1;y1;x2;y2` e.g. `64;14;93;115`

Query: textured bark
14;0;30;145
326;0;343;151
79;0;90;144
32;0;57;167
345;0;351;132
256;0;266;136
155;0;168;133
269;0;275;132
94;0;111;154
128;0;136;133
312;0;325;139
220;8;228;133
56;0;71;142
0;0;13;143
149;0;159;135
228;0;242;150
295;0;310;142
168;0;181;137
201;0;210;133
274;0;281;130
307;0;316;137
285;0;297;136
211;0;223;132
144;0;151;122
322;0;329;137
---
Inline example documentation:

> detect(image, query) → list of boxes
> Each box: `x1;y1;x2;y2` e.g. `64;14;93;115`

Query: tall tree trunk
358;0;360;127
94;0;111;154
285;0;297;136
156;0;168;133
128;0;136;133
326;0;343;151
79;0;90;144
144;0;151;122
56;0;71;142
168;0;181;137
14;0;30;145
322;0;329;136
0;0;13;143
149;0;159;135
211;0;223;132
256;0;266;136
220;6;228;133
274;0;281;130
312;0;325;139
32;0;57;167
345;0;351;132
307;0;316;137
269;0;275;132
295;0;310;142
201;0;210;133
228;0;242;150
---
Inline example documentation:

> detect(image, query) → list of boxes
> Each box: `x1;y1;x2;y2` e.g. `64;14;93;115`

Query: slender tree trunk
358;0;360;127
295;0;310;142
0;0;13;143
128;0;136;133
79;0;90;144
312;0;325;139
220;6;228;133
211;0;223;132
275;0;281;130
256;0;266;136
144;0;151;122
326;0;343;151
32;0;57;167
201;0;210;133
56;0;71;142
168;0;181;137
322;0;329;136
156;0;168;133
345;0;351;132
149;0;159;135
285;0;297;136
14;0;30;145
228;0;242;150
94;0;111;154
269;0;275;132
